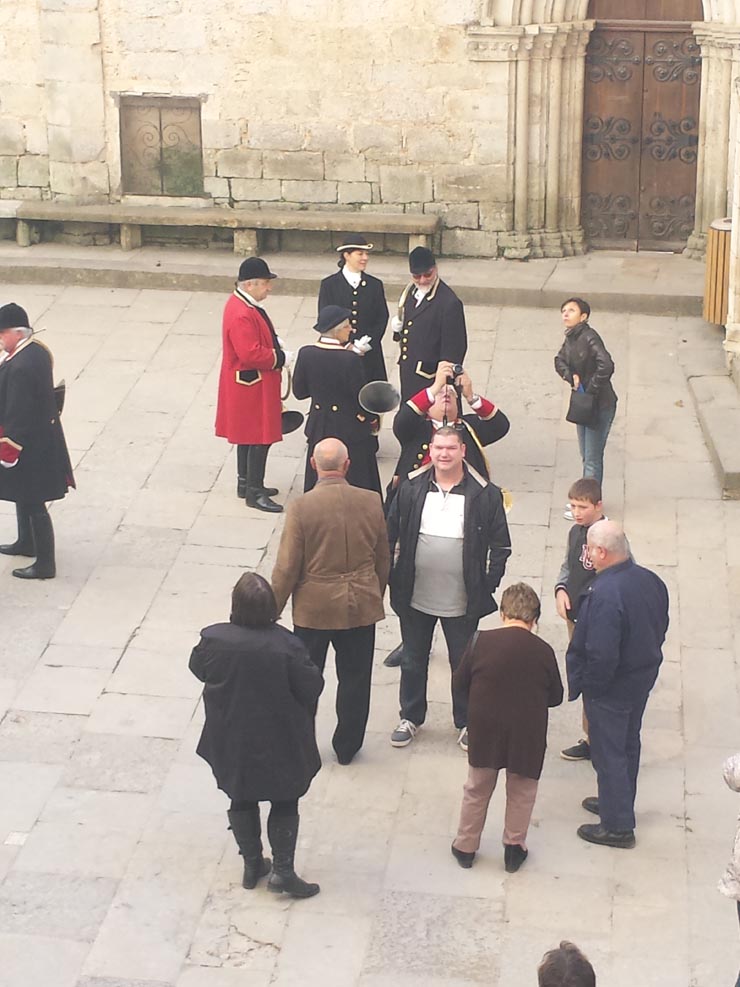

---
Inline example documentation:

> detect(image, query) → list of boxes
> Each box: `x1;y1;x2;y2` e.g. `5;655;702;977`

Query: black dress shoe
245;491;283;513
504;844;528;873
261;486;279;497
451;843;475;869
383;643;404;667
12;561;56;580
577;823;635;848
581;797;599;816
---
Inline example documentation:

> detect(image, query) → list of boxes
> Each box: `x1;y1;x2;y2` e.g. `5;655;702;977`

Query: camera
447;364;464;384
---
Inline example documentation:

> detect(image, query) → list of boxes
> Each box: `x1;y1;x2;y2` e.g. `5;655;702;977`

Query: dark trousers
399;607;478;729
237;443;271;489
231;799;298;817
584;691;650;832
294;624;375;763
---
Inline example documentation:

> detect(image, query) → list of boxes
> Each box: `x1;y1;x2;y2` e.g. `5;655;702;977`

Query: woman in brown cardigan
451;583;563;872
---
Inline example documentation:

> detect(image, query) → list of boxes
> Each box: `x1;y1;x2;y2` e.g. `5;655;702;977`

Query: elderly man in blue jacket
566;520;669;848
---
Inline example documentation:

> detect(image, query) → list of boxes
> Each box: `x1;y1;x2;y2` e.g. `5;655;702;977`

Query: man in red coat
216;257;293;513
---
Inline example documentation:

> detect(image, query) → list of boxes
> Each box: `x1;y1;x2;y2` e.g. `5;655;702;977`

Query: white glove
391;316;403;334
283;349;295;369
351;335;372;355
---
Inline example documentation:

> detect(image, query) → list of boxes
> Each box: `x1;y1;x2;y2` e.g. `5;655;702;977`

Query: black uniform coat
0;338;74;504
189;621;324;802
292;340;382;494
318;270;389;382
396;278;467;400
387;463;511;620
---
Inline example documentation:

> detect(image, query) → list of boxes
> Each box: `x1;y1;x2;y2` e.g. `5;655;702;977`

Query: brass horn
359;380;401;415
281;369;305;435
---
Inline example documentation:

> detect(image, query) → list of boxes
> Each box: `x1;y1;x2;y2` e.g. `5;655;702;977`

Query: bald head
587;519;629;571
312;437;349;475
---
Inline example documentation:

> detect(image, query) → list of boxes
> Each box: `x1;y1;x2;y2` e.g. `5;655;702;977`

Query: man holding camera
386;426;511;751
392;247;467;401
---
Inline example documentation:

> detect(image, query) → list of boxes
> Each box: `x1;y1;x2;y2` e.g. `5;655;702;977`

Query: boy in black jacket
554;478;604;761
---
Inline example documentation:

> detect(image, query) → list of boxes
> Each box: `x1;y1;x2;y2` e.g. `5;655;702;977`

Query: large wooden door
582;4;702;251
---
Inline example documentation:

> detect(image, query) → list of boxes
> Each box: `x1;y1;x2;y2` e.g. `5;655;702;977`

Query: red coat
215;289;286;445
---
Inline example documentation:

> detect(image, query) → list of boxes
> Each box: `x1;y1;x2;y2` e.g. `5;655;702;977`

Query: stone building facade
0;0;739;258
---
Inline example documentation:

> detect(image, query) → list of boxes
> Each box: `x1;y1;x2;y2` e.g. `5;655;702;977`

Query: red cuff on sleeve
475;397;496;420
408;389;434;415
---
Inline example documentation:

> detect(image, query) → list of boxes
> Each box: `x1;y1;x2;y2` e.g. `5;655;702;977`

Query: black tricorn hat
238;257;277;281
335;234;374;253
0;303;30;331
409;246;436;274
314;305;353;334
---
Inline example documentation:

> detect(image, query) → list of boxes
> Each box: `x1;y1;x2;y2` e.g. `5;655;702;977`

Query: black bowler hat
0;303;30;331
238;257;277;281
409;246;436;274
314;305;353;334
335;234;374;253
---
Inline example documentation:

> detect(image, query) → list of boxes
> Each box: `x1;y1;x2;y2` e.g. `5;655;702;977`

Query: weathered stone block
282;180;337;203
405;126;474;164
24;120;48;156
204;176;229;198
216;149;262;179
0;120;25;156
201;118;241;150
325;154;365;182
0;156;18;186
305;123;352;153
247;122;304;151
338;182;372;204
471;123;510;165
425;202;480;229
263;151;323;180
48;122;105;165
233;229;258;254
379;166;432;204
18;155;50;187
353;123;402;157
230;178;281;201
49;160;109;197
40;10;101;44
42;43;102;84
120;223;142;251
479;200;513;231
442;227;499;257
1;85;44;119
434;165;506;203
2;187;41;201
40;0;100;9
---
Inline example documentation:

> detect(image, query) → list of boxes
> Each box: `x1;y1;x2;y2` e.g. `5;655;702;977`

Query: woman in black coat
0;303;75;580
189;572;324;898
554;297;617;492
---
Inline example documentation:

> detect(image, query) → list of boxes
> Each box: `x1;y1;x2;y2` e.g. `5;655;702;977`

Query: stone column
723;75;740;371
468;19;592;260
686;24;740;258
39;0;109;199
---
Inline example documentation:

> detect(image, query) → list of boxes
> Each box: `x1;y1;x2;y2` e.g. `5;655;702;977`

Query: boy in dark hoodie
554;478;604;761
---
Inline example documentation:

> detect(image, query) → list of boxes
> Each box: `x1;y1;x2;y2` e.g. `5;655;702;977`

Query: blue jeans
584;692;649;832
576;403;616;487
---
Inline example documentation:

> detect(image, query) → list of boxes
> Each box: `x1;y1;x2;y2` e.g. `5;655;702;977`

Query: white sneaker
563;505;574;520
458;728;468;752
391;719;418;747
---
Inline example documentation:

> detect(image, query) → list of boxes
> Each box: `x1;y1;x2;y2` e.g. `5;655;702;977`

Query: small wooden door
582;1;702;251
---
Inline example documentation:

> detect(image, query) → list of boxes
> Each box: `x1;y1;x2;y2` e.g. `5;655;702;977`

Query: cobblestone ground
0;283;737;987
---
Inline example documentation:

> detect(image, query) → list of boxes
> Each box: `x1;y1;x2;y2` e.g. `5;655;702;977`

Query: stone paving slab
0;281;737;986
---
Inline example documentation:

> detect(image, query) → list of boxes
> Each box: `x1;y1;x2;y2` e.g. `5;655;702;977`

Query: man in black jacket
386;426;511;751
392;247;467;401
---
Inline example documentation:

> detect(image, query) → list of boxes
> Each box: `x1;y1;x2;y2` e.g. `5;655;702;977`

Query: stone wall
0;0;593;257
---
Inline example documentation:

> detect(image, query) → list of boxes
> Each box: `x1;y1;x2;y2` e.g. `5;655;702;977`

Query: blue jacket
566;558;669;702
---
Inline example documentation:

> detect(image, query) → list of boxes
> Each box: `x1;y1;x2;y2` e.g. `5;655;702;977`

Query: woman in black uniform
317;235;389;384
292;306;382;495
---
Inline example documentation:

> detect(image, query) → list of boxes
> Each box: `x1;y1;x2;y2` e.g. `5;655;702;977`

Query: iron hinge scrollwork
584;116;639;162
586;34;641;84
643;113;698;164
645;37;701;85
642;195;695;242
583;193;637;240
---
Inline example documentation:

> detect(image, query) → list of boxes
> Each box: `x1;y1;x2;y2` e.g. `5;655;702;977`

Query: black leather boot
227;808;271;889
246;444;282;512
0;504;35;557
236;444;250;499
266;814;319;898
12;510;56;580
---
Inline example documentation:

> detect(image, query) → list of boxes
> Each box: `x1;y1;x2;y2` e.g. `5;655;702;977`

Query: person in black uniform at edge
383;359;510;668
318;234;389;385
291;305;382;495
0;303;75;580
392;246;467;401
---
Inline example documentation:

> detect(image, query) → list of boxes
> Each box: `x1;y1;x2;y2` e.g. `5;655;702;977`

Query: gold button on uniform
408;320;413;326
314;403;320;409
422;443;428;449
417;453;423;460
402;355;408;361
332;405;338;411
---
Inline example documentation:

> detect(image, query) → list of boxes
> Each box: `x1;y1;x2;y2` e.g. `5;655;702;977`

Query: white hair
587;519;629;557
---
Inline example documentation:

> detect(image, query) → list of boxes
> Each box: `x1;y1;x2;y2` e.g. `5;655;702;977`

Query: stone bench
14;202;439;254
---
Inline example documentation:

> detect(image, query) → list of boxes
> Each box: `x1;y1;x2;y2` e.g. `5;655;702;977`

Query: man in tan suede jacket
271;437;389;765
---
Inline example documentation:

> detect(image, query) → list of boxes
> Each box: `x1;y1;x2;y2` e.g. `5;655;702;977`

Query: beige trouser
453;765;539;853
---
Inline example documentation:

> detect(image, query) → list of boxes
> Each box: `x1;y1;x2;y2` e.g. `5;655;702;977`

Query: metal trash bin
703;217;732;325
